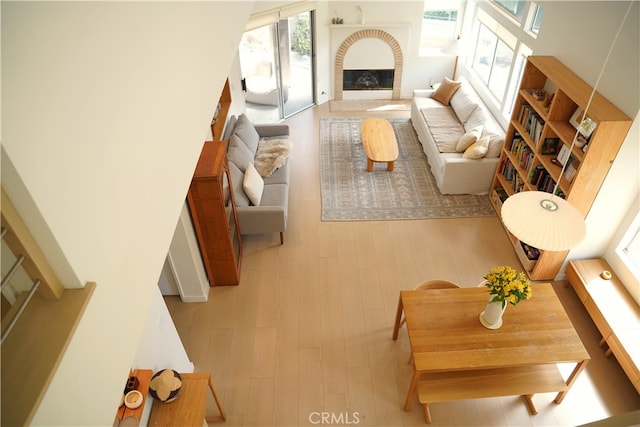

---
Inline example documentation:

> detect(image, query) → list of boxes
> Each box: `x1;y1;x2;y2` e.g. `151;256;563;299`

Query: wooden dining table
392;283;590;424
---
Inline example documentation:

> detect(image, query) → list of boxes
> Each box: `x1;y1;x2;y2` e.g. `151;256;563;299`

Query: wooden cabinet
490;56;632;280
566;259;640;393
187;141;242;286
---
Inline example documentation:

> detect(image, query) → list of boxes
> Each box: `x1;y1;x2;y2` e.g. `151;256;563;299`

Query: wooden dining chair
398;280;459;329
400;279;460;365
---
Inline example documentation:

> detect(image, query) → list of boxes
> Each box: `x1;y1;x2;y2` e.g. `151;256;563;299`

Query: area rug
319;117;496;221
329;99;411;112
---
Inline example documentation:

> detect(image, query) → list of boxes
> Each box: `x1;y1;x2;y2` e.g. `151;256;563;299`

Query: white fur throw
254;137;292;177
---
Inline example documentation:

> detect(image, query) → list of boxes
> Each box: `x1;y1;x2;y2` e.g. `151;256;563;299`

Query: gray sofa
223;114;291;244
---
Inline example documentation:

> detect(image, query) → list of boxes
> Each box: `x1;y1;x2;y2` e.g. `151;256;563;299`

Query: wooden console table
566;258;640;393
392;284;590;424
148;372;226;426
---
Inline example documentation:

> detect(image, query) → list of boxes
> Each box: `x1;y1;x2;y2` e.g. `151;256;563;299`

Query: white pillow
243;162;264;206
456;125;483;152
484;131;505;158
463;135;491;159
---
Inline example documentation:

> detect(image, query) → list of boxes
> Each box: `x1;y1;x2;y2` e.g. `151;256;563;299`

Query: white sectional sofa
410;77;505;195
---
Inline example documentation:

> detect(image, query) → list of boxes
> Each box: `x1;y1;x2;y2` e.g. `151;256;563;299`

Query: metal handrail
1;255;25;291
1;279;40;344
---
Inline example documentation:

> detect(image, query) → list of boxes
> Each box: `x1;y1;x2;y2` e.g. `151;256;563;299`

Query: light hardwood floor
165;103;640;426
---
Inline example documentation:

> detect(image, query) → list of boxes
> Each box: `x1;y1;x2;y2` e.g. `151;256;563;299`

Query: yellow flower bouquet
484;266;532;308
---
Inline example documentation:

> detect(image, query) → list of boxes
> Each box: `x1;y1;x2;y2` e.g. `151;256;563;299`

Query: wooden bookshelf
490;56;632;280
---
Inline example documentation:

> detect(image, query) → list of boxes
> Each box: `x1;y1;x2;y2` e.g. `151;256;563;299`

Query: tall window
471;24;514;102
419;0;461;55
467;4;540;121
491;0;527;21
527;3;544;35
618;212;640;275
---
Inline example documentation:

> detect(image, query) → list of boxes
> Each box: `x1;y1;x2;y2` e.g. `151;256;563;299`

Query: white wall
2;2;253;425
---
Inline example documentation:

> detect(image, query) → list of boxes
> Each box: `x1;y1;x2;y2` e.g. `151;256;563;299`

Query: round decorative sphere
149;369;182;403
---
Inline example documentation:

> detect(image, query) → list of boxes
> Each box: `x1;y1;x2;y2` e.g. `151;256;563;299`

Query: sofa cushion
227;137;255;172
450;84;480;124
432;77;461;106
484;131;505;158
463;135;491;159
465;107;494;134
456;125;483;152
420;107;464;153
260;183;288;208
228;161;250;207
243;162;264;206
233;113;260;154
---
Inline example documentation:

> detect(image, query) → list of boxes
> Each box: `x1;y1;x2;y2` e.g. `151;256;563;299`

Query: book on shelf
517;103;544;145
528;164;546;186
556;144;571;166
564;156;579;184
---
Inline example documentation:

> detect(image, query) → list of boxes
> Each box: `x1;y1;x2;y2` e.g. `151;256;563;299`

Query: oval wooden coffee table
361;118;399;172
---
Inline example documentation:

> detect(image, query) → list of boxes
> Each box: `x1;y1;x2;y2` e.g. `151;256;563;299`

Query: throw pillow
243;162;264;206
450;83;480;123
484;131;505;158
463;135;491;159
233;114;260;154
456;125;483;152
432;77;461;106
228;161;250;207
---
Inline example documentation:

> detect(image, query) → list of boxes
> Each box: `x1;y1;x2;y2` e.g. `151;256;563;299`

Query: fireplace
343;69;394;91
333;29;404;100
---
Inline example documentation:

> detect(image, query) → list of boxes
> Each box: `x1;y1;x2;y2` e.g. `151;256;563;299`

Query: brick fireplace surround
334;29;403;100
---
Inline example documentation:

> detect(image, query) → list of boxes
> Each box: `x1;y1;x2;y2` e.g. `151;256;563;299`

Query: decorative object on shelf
124;375;140;394
124;390;144;409
532;89;546;101
331;10;343;24
357;5;364;24
479;266;532;329
570;108;597;138
149;369;182;403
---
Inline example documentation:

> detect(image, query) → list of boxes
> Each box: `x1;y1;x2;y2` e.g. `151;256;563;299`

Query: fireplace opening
343;69;394;90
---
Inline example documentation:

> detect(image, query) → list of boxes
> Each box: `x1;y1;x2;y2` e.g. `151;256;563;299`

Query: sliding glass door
239;11;315;122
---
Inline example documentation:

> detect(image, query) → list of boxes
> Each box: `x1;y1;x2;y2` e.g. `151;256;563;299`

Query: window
491;0;527;21
419;0;461;55
503;45;531;117
618;211;640;276
471;24;514;101
527;3;544;35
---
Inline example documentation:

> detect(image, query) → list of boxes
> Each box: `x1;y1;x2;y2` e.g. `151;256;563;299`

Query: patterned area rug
320;117;496;221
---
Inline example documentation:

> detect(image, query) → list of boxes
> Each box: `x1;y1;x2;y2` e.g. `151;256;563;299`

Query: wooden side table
148;372;226;426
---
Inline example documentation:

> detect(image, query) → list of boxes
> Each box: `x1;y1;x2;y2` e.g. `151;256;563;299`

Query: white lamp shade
501;191;586;251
